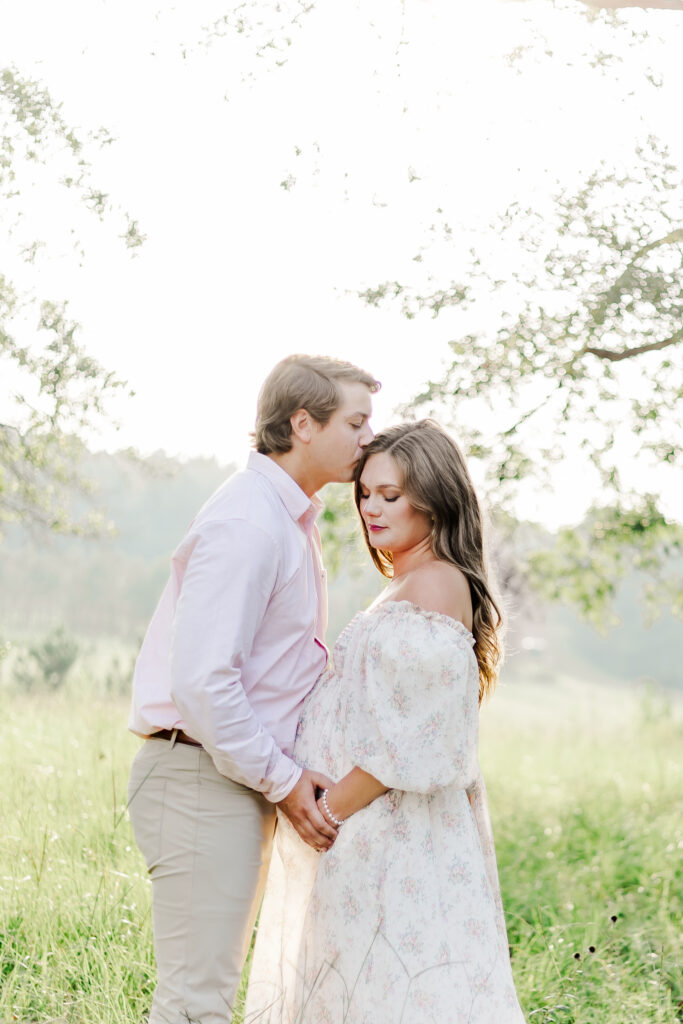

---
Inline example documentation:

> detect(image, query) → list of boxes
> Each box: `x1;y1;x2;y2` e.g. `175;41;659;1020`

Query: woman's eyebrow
362;483;401;491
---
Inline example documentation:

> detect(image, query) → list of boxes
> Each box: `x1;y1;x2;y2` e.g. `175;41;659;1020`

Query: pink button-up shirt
128;452;328;802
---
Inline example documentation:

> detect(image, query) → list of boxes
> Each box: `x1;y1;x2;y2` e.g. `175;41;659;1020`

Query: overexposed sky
2;0;682;525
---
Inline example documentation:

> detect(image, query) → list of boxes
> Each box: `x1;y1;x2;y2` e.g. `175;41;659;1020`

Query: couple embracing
127;354;526;1024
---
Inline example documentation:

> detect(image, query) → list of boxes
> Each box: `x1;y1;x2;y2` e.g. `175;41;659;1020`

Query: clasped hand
277;769;338;851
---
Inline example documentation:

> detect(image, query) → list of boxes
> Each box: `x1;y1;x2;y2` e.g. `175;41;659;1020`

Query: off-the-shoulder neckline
364;599;475;644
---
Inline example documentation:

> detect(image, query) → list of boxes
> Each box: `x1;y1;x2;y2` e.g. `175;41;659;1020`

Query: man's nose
360;423;374;447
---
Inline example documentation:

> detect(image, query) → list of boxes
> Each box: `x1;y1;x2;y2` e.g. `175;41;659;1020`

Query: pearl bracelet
321;788;345;827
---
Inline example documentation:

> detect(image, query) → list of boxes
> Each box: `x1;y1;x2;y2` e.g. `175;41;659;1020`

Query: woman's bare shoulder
400;561;472;628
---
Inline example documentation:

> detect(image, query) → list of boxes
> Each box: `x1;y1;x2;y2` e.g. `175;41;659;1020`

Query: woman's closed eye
360;492;399;503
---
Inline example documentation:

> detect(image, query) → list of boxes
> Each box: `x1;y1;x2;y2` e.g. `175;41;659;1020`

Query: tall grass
0;677;680;1023
0;696;153;1023
483;678;681;1023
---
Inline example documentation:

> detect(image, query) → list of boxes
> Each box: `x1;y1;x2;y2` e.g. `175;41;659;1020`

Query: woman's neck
390;539;436;581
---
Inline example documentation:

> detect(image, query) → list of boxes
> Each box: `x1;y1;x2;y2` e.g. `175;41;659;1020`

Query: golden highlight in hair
253;354;380;455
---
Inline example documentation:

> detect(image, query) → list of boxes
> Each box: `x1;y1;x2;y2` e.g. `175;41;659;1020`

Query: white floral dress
245;601;525;1024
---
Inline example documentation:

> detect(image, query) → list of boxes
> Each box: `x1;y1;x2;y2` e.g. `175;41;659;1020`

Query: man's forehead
337;381;373;414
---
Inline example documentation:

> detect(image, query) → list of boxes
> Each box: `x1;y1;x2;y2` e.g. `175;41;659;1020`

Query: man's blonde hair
252;354;380;455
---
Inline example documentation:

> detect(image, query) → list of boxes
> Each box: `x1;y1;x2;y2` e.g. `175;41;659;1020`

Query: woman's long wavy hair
354;420;503;702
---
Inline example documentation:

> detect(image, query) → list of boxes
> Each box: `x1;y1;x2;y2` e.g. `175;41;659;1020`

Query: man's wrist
267;756;302;804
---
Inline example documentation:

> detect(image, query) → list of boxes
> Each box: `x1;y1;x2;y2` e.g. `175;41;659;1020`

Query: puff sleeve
343;607;480;794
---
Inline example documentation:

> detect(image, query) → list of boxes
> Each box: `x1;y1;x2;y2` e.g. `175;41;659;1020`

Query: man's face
308;382;374;486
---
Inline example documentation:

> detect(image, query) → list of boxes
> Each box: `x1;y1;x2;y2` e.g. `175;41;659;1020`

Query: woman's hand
316;768;390;830
317;793;343;829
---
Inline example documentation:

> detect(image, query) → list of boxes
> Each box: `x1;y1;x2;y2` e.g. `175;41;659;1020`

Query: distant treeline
0;449;679;689
0;451;231;638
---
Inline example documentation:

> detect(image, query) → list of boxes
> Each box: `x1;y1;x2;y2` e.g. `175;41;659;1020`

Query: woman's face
358;452;432;555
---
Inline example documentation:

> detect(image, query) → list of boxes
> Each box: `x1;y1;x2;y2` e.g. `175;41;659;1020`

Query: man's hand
277;769;338;851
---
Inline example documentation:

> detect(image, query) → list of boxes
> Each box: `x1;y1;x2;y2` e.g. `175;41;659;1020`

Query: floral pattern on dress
245;601;526;1024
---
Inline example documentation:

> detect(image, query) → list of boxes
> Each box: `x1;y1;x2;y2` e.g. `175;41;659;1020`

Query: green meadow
0;676;680;1024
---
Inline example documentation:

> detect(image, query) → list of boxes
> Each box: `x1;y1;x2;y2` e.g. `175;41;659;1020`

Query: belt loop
169;728;178;749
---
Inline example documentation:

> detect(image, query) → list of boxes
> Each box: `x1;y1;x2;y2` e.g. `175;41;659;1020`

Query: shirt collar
247;451;322;532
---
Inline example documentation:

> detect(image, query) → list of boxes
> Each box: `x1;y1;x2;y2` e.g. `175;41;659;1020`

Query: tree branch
598;226;683;301
628;227;683;264
0;421;22;436
584;330;683;362
582;0;683;9
502;393;555;437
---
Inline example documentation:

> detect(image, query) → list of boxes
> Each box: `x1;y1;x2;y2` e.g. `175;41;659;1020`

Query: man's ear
290;408;313;444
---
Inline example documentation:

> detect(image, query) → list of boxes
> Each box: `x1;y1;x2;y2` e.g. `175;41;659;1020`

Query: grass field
0;676;680;1023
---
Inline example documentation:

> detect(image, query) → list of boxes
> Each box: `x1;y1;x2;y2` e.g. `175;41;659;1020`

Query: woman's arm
317;767;389;825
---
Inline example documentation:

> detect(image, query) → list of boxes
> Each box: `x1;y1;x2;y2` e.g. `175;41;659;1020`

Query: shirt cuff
263;750;303;803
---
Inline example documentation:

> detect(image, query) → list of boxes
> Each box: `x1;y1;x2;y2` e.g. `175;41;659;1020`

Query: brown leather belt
149;728;202;748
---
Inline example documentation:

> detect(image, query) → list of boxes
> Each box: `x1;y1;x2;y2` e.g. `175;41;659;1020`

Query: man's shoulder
194;466;290;535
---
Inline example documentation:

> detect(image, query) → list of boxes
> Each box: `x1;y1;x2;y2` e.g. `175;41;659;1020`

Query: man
127;354;379;1024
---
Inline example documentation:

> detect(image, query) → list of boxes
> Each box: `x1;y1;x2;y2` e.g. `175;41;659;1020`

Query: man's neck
266;451;321;499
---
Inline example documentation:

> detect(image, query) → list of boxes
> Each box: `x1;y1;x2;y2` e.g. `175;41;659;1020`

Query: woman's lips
368;525;386;532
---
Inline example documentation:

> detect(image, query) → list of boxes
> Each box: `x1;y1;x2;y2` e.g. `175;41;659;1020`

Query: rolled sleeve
170;518;300;802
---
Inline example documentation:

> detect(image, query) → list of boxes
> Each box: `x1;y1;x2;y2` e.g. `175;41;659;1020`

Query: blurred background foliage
0;450;680;694
359;138;683;623
2;1;679;637
0;0;681;678
0;67;141;541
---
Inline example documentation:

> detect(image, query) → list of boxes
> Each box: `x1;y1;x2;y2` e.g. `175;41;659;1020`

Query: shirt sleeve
345;611;480;794
170;518;302;803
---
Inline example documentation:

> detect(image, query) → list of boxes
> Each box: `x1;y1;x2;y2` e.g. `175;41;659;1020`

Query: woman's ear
290;408;313;444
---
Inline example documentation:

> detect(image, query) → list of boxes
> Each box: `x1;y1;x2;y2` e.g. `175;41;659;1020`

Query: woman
245;421;526;1024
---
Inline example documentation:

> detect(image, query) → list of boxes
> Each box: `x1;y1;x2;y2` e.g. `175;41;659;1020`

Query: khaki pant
127;738;277;1024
